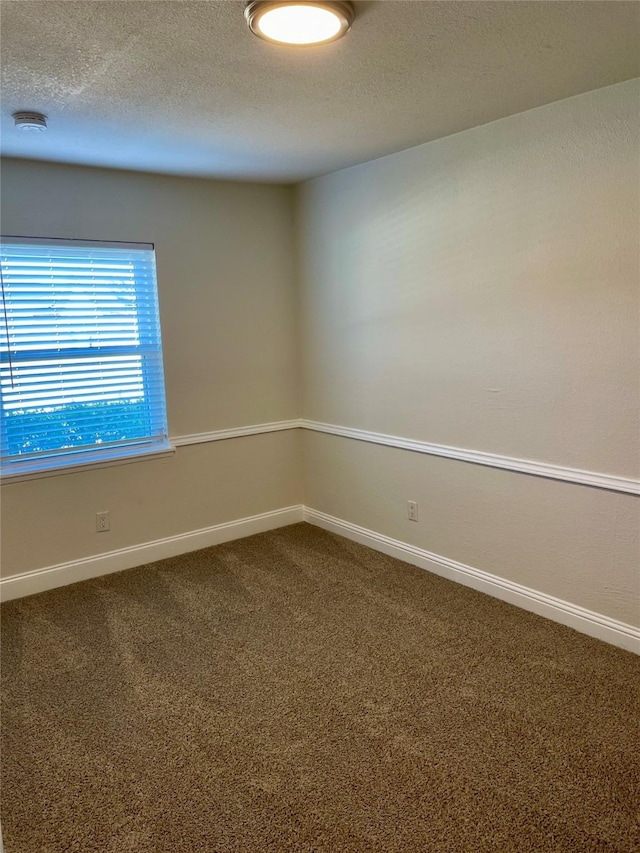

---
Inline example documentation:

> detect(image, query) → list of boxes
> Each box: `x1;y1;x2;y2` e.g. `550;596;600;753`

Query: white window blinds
0;237;170;477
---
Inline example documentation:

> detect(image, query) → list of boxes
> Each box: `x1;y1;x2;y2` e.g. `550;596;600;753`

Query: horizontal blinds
0;239;169;465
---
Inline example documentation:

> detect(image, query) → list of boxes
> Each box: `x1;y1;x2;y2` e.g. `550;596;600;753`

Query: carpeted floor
1;523;639;852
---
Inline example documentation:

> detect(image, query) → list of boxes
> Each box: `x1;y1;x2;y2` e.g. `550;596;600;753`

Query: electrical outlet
408;500;418;522
96;511;110;533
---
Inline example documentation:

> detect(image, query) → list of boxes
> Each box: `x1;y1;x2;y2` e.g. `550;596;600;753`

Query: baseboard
0;505;304;603
303;507;640;655
3;503;637;655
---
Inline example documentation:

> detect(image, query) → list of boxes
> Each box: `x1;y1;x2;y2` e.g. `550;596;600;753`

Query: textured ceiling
1;1;638;182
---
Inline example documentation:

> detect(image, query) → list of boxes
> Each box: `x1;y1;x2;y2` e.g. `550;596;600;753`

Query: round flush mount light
13;111;47;132
245;1;354;46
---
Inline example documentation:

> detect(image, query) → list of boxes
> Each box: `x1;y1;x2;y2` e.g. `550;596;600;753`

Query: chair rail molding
300;420;640;496
7;417;632;494
172;419;302;447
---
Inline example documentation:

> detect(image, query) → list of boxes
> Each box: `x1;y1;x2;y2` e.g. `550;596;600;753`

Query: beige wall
0;160;302;576
297;81;640;626
303;432;639;626
2;82;638;630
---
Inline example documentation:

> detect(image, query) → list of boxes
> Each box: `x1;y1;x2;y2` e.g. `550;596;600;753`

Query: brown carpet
1;523;639;852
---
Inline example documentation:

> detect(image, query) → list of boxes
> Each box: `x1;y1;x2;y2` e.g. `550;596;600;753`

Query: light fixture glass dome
245;1;354;46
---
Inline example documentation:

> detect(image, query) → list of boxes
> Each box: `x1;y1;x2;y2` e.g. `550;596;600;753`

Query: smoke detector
13;111;47;132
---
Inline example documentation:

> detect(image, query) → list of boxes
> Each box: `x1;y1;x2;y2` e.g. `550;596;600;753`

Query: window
0;237;171;480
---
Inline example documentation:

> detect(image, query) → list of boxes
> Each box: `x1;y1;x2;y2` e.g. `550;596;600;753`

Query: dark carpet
1;522;639;852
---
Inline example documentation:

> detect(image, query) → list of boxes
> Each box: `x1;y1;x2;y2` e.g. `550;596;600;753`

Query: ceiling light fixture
245;1;354;46
13;111;47;132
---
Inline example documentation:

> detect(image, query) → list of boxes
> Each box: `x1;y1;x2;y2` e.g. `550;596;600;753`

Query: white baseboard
3;503;637;655
0;505;304;603
303;507;640;655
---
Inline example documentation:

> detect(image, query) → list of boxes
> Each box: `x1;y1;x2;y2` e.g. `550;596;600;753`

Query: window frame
0;235;174;483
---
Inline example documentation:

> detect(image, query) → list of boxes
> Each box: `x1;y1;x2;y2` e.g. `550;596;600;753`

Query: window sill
0;443;176;485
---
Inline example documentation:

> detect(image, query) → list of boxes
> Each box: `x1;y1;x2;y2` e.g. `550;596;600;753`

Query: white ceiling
1;1;638;183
